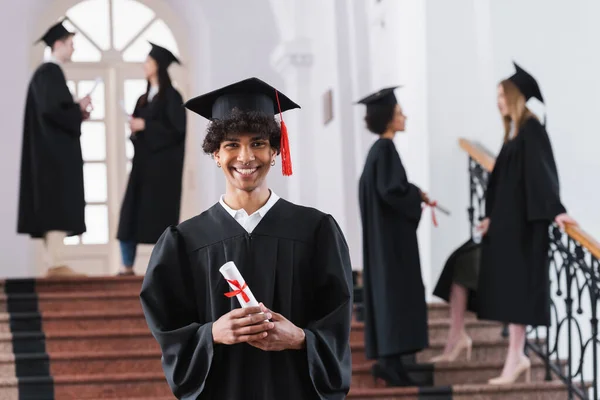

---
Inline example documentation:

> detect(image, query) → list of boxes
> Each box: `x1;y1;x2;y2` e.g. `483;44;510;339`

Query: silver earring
216;162;221;168
271;160;275;166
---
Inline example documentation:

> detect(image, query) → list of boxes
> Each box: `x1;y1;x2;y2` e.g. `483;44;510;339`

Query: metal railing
463;139;599;400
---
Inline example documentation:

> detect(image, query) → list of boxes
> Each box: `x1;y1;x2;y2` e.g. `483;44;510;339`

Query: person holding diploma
140;77;353;399
433;62;576;384
356;87;432;386
116;42;186;275
18;18;92;276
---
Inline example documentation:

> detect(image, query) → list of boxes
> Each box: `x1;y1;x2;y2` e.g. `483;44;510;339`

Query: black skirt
433;238;481;313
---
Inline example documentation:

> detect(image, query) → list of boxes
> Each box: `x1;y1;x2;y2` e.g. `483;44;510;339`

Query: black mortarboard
184;77;300;120
183;77;300;176
36;18;75;47
148;42;181;69
355;86;400;114
507;62;544;103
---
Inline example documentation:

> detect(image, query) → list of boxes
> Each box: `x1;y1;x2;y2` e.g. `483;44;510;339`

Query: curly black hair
364;104;396;135
202;109;281;154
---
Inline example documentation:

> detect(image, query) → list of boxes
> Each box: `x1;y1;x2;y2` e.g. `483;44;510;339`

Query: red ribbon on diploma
224;279;250;303
423;201;439;227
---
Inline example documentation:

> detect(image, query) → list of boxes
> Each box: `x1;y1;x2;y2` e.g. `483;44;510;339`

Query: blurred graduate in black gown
357;87;433;386
116;43;186;275
432;62;577;385
18;18;92;277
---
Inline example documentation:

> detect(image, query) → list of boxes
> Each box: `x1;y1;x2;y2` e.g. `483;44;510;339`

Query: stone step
348;381;569;399
351;337;523;365
0;373;172;399
352;357;560;388
0;329;159;354
0;348;561;388
0;291;142;313
0;276;143;295
350;319;503;343
1;310;490;335
0;350;163;377
353;302;468;322
0;310;148;333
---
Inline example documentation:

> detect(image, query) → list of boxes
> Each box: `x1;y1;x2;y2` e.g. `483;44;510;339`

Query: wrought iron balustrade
462;138;599;400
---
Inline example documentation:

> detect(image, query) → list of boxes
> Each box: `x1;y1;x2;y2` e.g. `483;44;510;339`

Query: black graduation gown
478;117;565;327
358;138;429;359
17;62;86;238
433;238;481;313
117;86;186;244
140;199;353;400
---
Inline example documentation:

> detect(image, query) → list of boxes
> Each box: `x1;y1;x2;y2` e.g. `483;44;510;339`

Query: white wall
425;0;500;292
0;0;44;277
363;0;432;290
488;0;600;242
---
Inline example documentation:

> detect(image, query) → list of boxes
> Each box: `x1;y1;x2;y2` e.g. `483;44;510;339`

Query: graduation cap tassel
275;90;293;176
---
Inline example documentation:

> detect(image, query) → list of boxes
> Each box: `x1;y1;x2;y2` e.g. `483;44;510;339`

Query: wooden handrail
459;138;600;260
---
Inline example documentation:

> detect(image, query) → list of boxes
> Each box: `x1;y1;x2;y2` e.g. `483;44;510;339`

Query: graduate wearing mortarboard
139;77;353;399
17;18;92;276
433;62;577;384
356;88;431;386
115;42;186;276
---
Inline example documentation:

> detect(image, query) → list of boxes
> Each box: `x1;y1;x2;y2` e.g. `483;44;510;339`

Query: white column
270;38;316;207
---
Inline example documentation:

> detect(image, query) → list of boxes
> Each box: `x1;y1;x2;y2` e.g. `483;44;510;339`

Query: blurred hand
555;213;578;231
79;95;92;113
129;118;145;132
421;191;432;205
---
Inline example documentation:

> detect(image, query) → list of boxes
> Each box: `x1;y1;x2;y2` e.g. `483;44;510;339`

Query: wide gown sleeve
140;226;214;399
304;215;353;400
522;123;566;221
37;65;83;136
375;141;422;222
140;88;186;152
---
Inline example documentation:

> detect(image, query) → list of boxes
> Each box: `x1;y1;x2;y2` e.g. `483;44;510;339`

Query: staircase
0;276;569;399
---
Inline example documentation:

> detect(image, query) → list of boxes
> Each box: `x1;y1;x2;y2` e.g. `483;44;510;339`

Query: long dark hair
138;64;173;107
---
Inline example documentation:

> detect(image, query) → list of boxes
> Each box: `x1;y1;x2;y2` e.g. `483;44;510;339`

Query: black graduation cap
183;77;300;176
148;42;181;69
36;18;75;47
184;77;300;120
508;62;544;103
355;86;400;114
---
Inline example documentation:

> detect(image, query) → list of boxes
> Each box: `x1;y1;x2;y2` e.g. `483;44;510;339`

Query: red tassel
280;120;292;176
275;90;293;176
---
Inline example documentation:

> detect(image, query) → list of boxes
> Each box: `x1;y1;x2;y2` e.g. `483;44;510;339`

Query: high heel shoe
429;333;472;363
488;356;531;385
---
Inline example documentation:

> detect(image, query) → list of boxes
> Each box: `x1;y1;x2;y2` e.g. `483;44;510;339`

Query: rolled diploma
219;261;260;308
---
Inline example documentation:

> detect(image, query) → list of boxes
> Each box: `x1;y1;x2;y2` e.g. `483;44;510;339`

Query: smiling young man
140;77;353;399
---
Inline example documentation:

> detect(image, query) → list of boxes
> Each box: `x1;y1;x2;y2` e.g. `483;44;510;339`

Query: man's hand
79;95;92;113
82;110;91;121
129;118;145;132
248;303;306;351
212;306;274;345
421;191;432;205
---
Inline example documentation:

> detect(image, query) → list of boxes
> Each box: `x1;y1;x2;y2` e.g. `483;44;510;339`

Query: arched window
36;0;188;275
